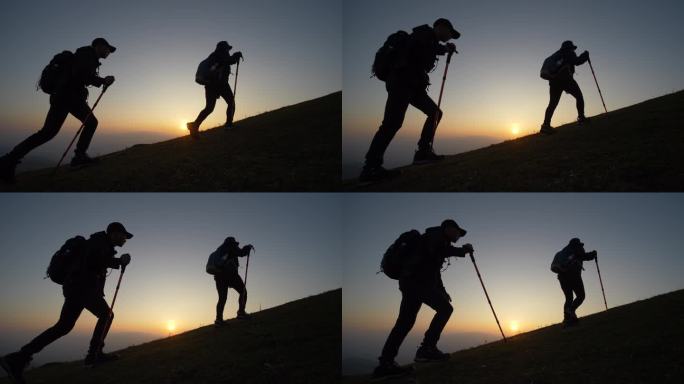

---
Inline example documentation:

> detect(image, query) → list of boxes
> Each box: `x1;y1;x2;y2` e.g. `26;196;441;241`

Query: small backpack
195;56;222;85
540;50;565;80
371;30;410;82
206;248;233;275
550;247;578;273
38;51;75;95
46;236;86;284
380;229;422;279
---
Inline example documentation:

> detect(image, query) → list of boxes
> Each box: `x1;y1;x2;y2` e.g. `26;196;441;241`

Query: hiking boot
223;123;236;130
539;124;556;135
70;153;99;168
84;351;119;367
0;155;19;184
412;148;445;165
236;311;252;320
1;352;31;384
187;122;200;139
214;319;227;327
359;165;401;183
577;116;591;125
372;360;413;380
414;345;450;362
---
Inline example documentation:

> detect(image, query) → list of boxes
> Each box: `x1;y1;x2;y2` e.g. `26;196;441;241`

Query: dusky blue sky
342;193;684;371
0;193;342;366
0;0;341;169
343;0;684;174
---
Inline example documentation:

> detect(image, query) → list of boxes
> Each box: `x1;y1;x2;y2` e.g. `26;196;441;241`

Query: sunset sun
166;320;176;333
511;123;521;136
510;321;520;332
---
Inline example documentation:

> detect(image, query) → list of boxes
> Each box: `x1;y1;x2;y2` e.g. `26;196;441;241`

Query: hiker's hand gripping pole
468;251;507;342
53;84;109;175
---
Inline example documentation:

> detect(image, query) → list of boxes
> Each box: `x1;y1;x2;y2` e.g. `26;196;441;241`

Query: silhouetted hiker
550;237;597;327
0;222;132;383
0;38;116;184
360;18;460;183
374;219;474;379
206;236;254;326
540;40;590;134
187;41;243;139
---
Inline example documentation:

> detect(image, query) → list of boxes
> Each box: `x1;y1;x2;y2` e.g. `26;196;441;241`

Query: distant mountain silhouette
347;90;684;191
2;92;341;192
1;289;341;384
344;289;684;383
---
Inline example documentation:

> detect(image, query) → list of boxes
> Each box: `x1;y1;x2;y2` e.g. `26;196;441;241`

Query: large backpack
380;229;422;279
195;56;224;85
539;50;566;80
371;30;410;82
38;51;75;95
550;247;578;273
46;236;87;284
206;248;236;275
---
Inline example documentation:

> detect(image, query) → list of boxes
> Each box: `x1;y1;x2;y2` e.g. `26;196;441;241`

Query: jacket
57;46;107;99
404;226;468;288
393;25;450;88
204;50;241;86
66;231;122;295
214;242;251;274
552;48;589;81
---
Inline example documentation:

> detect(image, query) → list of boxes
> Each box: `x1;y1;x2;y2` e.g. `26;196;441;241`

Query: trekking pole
53;85;109;175
430;49;455;147
243;247;252;286
588;58;608;113
233;59;241;99
98;262;126;350
595;258;608;311
468;252;507;342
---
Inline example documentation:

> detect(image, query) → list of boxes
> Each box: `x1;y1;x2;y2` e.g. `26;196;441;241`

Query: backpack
539;50;565;80
206;248;233;275
380;229;422;279
550;247;578;273
46;236;86;284
371;30;410;82
195;56;224;85
38;51;75;94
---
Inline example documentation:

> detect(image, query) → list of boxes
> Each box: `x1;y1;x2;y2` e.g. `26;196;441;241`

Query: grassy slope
2;289;341;384
347;90;684;191
4;92;341;192
344;289;684;384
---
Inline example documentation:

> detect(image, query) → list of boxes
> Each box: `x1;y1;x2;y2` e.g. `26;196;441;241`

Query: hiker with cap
0;222;133;382
540;40;590;134
551;237;597;327
374;219;474;379
209;236;254;326
361;18;460;183
0;38;117;183
187;41;243;139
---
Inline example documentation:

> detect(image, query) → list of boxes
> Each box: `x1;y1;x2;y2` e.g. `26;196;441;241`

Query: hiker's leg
379;281;422;362
6;98;69;162
85;295;113;353
215;276;229;320
70;98;98;156
558;274;575;320
20;294;84;356
543;82;563;126
194;86;219;128
421;286;453;347
220;86;236;126
364;84;411;168
571;275;586;314
229;272;247;314
411;90;441;151
565;79;585;118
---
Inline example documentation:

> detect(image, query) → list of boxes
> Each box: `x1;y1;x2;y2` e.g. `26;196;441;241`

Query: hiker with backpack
374;219;474;379
360;18;460;183
187;41;243;139
539;40;590;134
0;222;133;383
550;237;597;326
0;38;117;183
205;236;254;326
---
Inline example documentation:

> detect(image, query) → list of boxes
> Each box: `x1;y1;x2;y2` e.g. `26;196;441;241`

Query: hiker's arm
575;51;589;66
73;51;106;87
446;245;467;258
229;52;243;65
580;250;597;261
238;244;253;257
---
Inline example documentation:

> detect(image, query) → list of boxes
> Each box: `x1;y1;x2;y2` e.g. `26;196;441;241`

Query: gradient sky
0;0;341;167
342;193;684;369
0;193;342;365
342;0;684;173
